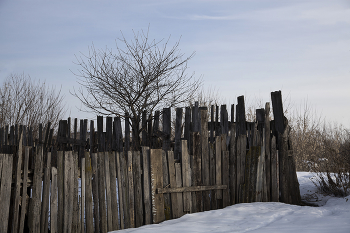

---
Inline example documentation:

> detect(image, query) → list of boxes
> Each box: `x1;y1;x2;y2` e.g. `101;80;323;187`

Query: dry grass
289;103;350;196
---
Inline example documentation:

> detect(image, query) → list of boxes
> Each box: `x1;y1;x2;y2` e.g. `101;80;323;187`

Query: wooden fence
0;90;301;233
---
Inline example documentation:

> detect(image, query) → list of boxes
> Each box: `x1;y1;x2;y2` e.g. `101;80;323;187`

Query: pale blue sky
1;0;349;127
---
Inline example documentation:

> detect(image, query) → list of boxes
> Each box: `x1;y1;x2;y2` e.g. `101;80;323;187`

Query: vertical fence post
150;149;165;223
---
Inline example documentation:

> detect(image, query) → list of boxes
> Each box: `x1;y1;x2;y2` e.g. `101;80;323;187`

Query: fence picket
0;91;302;231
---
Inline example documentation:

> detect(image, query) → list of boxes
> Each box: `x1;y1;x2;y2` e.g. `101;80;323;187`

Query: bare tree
73;29;202;149
0;73;66;136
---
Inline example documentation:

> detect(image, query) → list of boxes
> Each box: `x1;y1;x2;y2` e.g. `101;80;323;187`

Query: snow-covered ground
110;172;350;233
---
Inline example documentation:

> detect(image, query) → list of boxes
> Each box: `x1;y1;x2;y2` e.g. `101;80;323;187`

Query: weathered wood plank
201;109;210;211
184;107;191;151
51;166;58;233
192;132;202;213
142;111;148;147
150;149;165;224
64;151;75;233
41;151;51;233
142;147;152;225
116;152;125;229
152;111;160;148
229;104;236;205
162;150;172;220
215;136;222;202
120;152;130;229
28;146;43;233
256;128;265;202
72;152;79;233
237;134;246;203
133;151;143;227
209;143;216;209
0;153;14;233
57;150;64;233
90;152;100;233
109;151;119;230
222;151;230;207
162;108;171;151
97;152;107;233
80;156;86;233
104;151;113;231
19;147;30;233
264;103;271;202
11;131;23;233
175;163;184;216
158;185;228;194
181;140;192;213
270;135;279;202
127;151;135;228
174;108;183;160
167;151;180;218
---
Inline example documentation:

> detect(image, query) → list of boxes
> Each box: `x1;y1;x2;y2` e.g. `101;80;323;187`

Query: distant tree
73;29;202;149
0;73;66;136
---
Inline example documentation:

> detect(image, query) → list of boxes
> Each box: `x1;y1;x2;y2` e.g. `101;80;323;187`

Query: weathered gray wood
200;109;210;211
147;114;153;149
167;151;180;218
142;111;148;147
270;136;279;202
264;103;271;202
90;152;100;233
152;111;160;148
57;150;64;233
162;150;172;220
133;151;143;227
63;151;74;233
237;134;246;203
236;96;246;136
97;152;107;233
78;195;81;233
0;153;14;233
109;151;119;230
286;141;301;205
192;132;202;213
28;146;43;233
72;152;79;233
51;166;58;233
120;152;130;229
271;91;285;135
209;143;216;209
215;136;222;201
181;140;192;213
184;107;191;151
104;151;113;231
150;149;165;224
142;147;152;225
157;185;228;194
41;151;51;233
116;152;125;229
19;146;30;233
229;104;236;205
222;151;230;207
162;108;171;151
81;156;86;233
174;108;183;160
175;163;184;216
11;131;23;233
192;102;199;133
127;151;135;228
256;128;265;202
80;119;87;233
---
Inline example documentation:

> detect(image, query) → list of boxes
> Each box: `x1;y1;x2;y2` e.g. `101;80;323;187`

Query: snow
110;172;350;233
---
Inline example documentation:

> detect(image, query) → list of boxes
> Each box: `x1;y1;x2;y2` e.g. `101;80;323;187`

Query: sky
1;0;350;127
